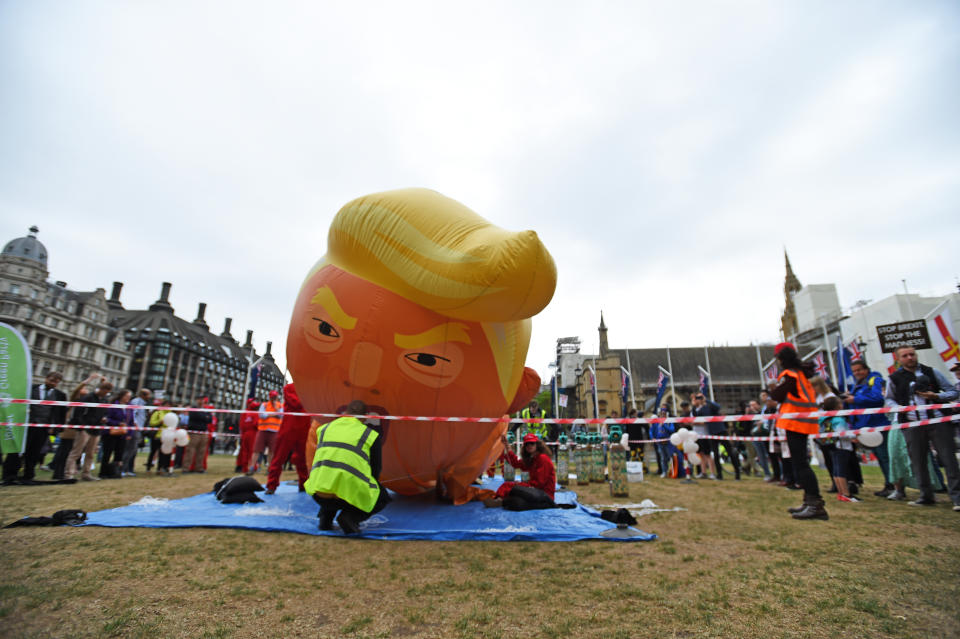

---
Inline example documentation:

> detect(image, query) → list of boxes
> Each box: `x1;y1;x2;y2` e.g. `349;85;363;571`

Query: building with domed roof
0;226;130;388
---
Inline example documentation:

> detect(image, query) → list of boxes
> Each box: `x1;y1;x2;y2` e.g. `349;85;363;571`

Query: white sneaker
953;504;960;512
887;490;905;501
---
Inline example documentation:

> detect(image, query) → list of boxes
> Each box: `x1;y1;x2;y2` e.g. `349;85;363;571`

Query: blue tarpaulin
84;478;656;542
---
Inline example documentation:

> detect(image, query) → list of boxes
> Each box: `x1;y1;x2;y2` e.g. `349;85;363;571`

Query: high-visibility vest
259;400;282;432
522;407;549;440
775;369;819;435
303;416;380;512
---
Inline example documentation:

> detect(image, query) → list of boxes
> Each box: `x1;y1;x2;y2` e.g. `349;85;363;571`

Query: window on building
60;341;69;355
9;283;19;294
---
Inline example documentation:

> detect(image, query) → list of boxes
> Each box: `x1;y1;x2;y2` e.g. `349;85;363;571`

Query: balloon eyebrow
394;322;471;349
309;286;357;330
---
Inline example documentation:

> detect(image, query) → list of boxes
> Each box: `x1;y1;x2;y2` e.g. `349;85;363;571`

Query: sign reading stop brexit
0;322;31;455
876;319;931;353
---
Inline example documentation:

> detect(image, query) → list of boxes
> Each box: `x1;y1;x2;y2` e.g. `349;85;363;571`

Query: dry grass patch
1;454;958;638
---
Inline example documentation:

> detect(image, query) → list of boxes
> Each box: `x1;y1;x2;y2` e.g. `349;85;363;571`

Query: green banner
1;322;31;455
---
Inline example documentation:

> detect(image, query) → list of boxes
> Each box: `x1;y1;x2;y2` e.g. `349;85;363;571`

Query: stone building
106;281;284;412
0;226;130;388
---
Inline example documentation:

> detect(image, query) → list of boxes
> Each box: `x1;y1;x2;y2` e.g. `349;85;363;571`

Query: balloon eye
404;353;450;367
313;318;340;338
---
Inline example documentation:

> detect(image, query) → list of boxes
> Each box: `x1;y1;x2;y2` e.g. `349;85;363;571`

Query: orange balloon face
288;265;509;495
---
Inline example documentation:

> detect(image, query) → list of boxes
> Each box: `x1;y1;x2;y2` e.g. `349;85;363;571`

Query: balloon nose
349;342;383;388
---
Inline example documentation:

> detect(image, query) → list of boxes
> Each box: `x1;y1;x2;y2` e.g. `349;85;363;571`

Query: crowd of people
5;345;959;524
2;372;221;484
512;345;960;519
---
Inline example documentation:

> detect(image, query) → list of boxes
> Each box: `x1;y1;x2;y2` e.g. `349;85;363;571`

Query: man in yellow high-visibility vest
304;400;391;534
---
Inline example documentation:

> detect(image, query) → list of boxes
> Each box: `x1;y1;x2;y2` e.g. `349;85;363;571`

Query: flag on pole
697;366;709;397
835;334;855;392
654;367;670;413
621;370;630;404
813;351;829;380
927;305;959;366
763;359;779;385
883;351;899;375
847;339;863;362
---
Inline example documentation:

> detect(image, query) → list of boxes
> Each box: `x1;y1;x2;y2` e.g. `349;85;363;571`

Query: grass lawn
1;453;958;639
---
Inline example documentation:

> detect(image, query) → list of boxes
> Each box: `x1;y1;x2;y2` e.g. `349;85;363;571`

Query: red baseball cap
268;390;279;399
523;433;539;443
774;342;796;355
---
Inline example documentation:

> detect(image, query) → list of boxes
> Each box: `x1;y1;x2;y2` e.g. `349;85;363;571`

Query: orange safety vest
775;369;819;435
258;400;283;432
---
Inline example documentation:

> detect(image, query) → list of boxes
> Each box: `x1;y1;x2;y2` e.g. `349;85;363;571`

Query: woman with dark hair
494;433;557;501
769;342;827;520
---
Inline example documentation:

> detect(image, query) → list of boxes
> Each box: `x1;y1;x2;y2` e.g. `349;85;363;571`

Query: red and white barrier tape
7;397;960;425
7;410;958;444
0;423;240;437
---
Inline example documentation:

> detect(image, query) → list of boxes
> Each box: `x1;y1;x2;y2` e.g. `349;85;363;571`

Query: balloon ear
506;367;541;414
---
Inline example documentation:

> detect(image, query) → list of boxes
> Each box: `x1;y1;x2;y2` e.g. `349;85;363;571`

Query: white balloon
162;412;179;429
676;428;690;441
160;428;176;445
174;428;190;446
686;452;700;465
687;430;699;442
669;432;683;447
857;430;883;448
160;443;174;455
683;441;699;454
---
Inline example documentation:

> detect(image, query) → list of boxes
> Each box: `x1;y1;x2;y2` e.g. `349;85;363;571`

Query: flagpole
755;344;765;388
822;321;838;384
704;346;714;401
624;349;637;411
666;347;677;415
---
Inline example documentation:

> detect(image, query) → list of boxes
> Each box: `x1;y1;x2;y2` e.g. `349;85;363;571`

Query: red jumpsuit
235;402;260;473
265;383;311;492
496;449;556;500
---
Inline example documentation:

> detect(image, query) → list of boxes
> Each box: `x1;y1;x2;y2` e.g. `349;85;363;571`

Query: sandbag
213;476;265;504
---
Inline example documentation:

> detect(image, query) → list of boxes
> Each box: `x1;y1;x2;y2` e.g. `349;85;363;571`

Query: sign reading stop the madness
876;319;931;353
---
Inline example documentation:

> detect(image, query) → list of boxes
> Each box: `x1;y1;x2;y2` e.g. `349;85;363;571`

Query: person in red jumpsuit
235;399;260;473
495;433;556;500
265;383;312;494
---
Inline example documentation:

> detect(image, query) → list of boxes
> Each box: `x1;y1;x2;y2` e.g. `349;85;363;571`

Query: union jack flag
698;368;709;397
764;364;779;384
653;368;669;413
813;351;829;379
621;370;629;403
847;339;863;362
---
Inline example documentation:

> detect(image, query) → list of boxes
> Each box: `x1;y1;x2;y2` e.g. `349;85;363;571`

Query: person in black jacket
183;401;213;473
2;371;67;484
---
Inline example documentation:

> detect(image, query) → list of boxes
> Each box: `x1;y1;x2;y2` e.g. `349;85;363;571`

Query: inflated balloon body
288;189;556;504
162;413;179;429
174;428;189;447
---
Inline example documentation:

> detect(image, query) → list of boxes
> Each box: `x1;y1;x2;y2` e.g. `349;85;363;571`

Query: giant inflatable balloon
287;188;556;503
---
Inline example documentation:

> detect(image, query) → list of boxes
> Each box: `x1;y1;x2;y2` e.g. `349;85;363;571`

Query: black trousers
786;430;819;499
99;434;124;477
903;422;960;503
314;486;391;524
2;427;50;482
50;435;74;479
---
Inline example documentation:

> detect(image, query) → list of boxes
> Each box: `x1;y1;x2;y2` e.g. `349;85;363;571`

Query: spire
780;250;801;339
599;311;609;357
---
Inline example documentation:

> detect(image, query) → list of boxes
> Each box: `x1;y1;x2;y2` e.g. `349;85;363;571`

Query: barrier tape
0;423;240;438
8;397;960;425
6;408;959;444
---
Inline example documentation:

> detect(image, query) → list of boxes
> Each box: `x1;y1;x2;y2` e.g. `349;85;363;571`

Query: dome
2;226;47;267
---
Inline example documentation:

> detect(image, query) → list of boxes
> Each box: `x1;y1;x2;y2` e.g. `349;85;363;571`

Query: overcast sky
2;1;958;386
